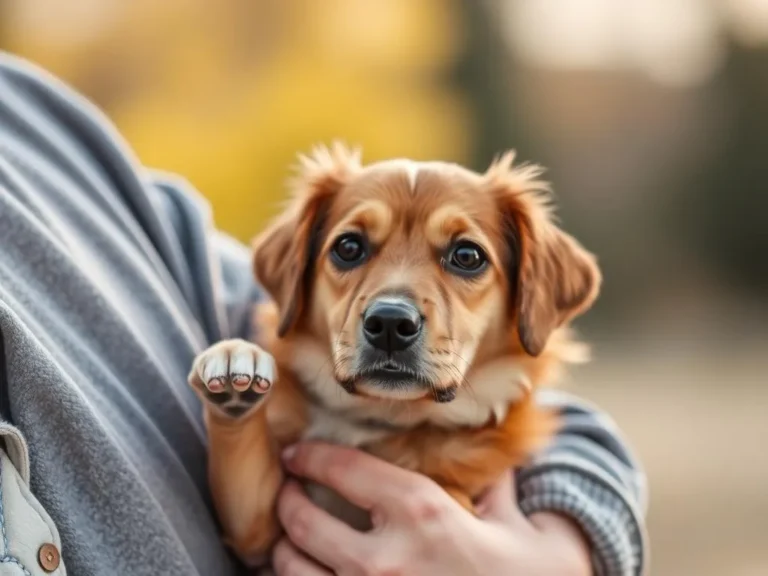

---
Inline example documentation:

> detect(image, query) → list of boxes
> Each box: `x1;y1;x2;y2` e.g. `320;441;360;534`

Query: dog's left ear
253;143;361;337
487;152;601;356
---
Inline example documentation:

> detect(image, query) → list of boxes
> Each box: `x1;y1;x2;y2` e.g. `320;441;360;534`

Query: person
0;52;647;576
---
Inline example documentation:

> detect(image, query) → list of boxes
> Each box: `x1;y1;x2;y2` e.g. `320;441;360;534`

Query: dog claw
232;374;252;391
207;378;225;393
254;378;271;391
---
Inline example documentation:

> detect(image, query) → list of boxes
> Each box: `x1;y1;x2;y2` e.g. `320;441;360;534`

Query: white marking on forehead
374;159;422;192
402;161;420;192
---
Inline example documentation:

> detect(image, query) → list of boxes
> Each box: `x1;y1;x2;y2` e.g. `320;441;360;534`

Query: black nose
362;299;423;352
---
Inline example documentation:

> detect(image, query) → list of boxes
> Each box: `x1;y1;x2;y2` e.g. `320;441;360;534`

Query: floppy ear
253;143;361;337
514;223;601;356
488;152;601;357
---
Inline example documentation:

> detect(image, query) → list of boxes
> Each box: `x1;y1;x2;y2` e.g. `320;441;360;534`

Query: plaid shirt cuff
517;456;647;576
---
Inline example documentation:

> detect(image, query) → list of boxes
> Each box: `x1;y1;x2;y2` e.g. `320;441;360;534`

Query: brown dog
188;143;601;566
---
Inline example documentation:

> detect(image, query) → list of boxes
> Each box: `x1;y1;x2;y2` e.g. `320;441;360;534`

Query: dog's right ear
253;143;361;337
486;152;601;357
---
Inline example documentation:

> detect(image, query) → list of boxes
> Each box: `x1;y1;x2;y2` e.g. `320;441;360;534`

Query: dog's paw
188;339;276;419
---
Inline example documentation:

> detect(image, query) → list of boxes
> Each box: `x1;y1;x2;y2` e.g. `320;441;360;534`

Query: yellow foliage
6;0;470;241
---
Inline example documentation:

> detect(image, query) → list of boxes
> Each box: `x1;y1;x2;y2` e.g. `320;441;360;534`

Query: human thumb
476;470;521;524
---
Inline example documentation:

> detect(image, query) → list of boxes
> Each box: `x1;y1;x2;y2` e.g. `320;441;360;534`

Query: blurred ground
572;336;768;576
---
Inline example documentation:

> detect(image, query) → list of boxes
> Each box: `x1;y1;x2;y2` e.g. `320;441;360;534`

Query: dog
187;143;601;567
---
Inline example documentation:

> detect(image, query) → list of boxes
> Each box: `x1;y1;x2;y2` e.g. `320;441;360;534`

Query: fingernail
282;444;297;462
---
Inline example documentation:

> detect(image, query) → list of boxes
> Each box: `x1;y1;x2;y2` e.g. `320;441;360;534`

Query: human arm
517;389;648;575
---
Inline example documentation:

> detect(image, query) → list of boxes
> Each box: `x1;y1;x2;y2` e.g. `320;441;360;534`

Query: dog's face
254;145;600;404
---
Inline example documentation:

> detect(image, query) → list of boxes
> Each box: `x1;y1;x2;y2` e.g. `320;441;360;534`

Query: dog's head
253;144;600;403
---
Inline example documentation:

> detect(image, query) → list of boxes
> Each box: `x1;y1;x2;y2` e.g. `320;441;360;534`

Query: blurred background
3;0;767;573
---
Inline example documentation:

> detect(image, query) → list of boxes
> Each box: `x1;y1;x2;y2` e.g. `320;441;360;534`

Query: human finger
476;470;520;524
272;537;333;576
282;442;431;512
277;480;372;571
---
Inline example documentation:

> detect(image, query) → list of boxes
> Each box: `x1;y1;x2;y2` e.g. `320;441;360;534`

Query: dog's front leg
188;339;282;567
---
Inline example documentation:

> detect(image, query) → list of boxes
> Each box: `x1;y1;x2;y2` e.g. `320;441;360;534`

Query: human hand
273;442;591;575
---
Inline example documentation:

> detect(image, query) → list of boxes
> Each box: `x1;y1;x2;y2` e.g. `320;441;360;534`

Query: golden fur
188;143;601;565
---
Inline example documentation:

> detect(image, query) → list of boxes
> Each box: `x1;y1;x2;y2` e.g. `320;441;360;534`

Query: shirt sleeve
517;389;649;576
142;169;263;345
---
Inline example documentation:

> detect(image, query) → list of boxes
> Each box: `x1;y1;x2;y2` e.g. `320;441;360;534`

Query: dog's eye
446;241;488;276
331;233;368;268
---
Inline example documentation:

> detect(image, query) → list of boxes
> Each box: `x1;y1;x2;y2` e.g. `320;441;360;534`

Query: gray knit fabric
0;52;647;575
518;395;648;575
